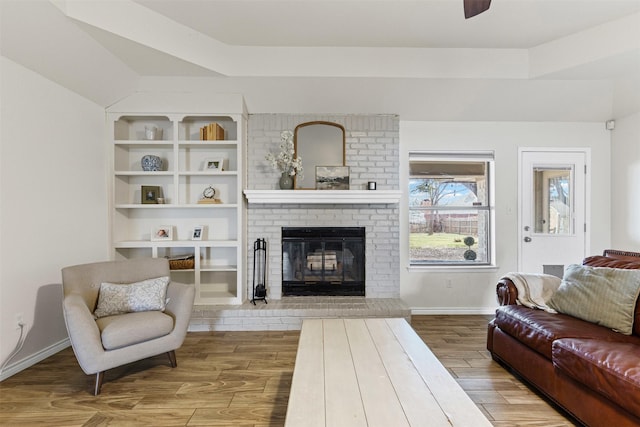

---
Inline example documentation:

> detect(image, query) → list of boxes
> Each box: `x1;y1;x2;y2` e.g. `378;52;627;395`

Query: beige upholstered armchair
61;258;195;395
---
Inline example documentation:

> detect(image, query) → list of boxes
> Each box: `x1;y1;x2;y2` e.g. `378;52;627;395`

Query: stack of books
197;198;222;204
199;122;225;140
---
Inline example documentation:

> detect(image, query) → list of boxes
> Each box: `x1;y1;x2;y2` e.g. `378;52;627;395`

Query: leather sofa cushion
547;264;640;335
96;310;174;350
583;255;640;336
553;338;640;419
494;305;633;359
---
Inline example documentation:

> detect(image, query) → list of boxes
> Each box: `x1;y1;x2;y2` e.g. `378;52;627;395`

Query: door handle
524;237;532;243
524;226;530;231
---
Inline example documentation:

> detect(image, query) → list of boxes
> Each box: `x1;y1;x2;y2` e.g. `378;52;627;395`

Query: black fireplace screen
282;227;365;296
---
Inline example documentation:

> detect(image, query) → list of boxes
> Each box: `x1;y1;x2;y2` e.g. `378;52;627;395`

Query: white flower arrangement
265;130;304;178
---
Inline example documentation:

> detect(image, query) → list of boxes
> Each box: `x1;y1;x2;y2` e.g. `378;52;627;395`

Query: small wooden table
285;318;493;427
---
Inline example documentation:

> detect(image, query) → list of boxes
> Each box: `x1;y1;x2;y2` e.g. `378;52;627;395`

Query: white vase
144;126;157;140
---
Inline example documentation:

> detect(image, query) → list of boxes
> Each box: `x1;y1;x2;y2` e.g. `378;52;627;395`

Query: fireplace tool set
251;238;267;305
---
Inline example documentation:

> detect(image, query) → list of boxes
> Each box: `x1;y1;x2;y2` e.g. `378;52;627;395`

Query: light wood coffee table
285;318;493;427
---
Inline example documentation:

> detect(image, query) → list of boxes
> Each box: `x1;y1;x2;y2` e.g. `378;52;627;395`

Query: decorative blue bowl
141;155;163;171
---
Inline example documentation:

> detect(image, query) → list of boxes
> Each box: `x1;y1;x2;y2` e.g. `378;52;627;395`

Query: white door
519;149;588;275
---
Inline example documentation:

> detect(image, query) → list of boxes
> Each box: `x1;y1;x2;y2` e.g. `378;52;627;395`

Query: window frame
408;151;496;269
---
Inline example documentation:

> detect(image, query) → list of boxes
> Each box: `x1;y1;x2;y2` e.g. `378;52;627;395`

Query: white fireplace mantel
243;190;402;205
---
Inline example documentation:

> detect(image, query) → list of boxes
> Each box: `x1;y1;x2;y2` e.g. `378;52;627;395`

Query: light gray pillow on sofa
548;264;640;335
94;276;170;318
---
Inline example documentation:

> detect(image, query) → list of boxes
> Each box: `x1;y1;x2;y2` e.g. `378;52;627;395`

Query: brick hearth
189;297;410;331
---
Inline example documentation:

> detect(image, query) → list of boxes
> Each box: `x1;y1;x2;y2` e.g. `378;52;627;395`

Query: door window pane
533;167;572;234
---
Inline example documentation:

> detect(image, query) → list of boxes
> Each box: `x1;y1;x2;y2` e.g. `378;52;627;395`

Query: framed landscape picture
316;166;350;190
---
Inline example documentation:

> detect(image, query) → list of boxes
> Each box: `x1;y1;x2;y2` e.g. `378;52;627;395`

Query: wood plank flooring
0;315;578;426
412;315;579;427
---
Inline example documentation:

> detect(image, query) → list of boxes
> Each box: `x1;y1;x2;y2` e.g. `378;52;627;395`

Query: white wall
0;57;109;379
0;60;627;375
611;111;640;250
137;76;618;314
138;76;615;122
400;121;611;314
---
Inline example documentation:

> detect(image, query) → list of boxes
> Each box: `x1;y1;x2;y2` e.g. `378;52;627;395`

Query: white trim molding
0;338;71;382
243;189;402;205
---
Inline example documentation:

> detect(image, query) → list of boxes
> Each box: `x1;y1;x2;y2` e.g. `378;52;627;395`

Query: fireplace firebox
282;227;365;296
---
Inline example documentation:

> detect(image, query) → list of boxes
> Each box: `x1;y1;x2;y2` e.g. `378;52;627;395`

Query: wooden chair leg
94;371;104;396
167;350;177;368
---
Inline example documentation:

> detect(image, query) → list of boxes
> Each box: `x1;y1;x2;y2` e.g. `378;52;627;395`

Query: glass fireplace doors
282;227;365;296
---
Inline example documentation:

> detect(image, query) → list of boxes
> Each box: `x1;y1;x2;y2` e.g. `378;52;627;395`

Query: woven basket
168;255;195;270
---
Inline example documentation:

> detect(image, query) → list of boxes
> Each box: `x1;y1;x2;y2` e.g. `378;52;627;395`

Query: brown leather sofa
487;250;640;427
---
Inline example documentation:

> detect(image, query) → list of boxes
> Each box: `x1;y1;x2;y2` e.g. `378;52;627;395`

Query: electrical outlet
446;279;453;289
15;313;24;329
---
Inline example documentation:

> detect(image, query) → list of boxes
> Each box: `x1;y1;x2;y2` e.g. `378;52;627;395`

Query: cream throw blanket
502;273;562;313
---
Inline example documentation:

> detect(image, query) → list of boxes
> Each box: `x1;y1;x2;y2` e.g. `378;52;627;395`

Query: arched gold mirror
294;121;346;189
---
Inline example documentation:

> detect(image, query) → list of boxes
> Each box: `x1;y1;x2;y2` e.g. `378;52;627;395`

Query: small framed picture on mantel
316;166;350;190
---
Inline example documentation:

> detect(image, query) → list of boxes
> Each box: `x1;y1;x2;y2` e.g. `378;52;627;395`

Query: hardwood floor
412;315;578;427
0;315;578;426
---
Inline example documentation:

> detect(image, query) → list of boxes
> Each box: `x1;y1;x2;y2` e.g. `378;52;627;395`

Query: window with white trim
409;151;495;266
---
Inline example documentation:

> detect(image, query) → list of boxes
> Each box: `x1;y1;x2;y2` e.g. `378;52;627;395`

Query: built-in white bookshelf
107;94;247;305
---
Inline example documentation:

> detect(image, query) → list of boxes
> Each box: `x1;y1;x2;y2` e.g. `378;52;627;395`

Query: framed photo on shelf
151;225;173;241
203;157;225;172
192;225;204;241
316;166;350;190
141;185;161;204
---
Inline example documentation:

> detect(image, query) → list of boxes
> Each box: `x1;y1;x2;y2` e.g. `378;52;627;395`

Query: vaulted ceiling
1;0;639;120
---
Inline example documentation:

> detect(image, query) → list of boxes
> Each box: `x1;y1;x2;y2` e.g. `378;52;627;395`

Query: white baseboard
0;338;70;382
411;307;497;315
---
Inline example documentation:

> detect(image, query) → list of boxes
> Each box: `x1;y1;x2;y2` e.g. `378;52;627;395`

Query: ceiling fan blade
464;0;491;19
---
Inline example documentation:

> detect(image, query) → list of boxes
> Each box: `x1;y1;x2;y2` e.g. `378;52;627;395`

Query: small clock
203;185;216;199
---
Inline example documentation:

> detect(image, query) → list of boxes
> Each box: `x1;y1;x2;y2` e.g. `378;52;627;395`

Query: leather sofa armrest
487;318;496;352
496;278;518;306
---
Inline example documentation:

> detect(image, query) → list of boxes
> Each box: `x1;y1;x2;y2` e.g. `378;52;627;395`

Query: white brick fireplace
245;114;401;300
188;114;408;331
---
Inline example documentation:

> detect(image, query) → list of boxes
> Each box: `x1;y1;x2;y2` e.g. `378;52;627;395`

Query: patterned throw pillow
548;264;640;335
94;276;170;318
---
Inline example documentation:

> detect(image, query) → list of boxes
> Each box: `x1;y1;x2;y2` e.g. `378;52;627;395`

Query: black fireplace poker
252;238;267;305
